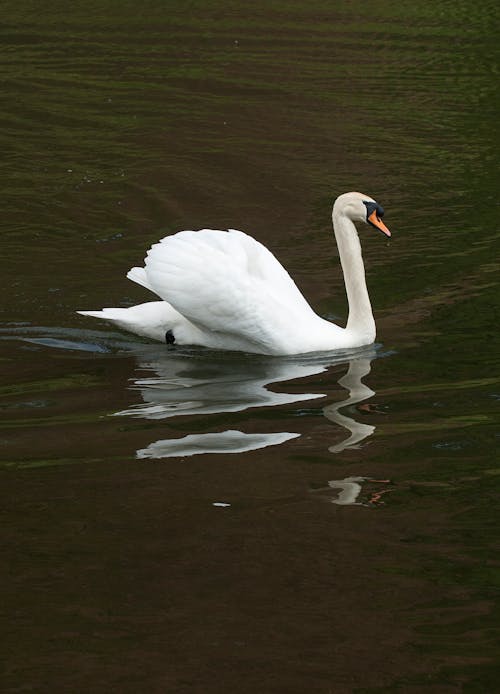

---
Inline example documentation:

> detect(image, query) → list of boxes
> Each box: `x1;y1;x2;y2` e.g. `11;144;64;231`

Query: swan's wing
140;229;316;352
127;266;156;293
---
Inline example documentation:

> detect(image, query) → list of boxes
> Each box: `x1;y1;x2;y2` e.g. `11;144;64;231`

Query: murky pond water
2;1;499;691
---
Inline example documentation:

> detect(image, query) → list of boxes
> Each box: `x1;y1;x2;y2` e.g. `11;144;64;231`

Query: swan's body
78;192;391;356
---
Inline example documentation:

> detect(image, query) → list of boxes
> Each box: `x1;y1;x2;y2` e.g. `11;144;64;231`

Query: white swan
78;191;391;355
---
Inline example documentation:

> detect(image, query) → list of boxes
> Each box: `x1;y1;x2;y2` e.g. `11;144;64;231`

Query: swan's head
333;192;391;238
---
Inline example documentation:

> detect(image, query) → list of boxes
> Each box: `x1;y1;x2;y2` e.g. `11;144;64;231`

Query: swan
78;191;391;355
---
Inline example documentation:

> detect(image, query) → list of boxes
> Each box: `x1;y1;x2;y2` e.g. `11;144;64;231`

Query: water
1;1;499;691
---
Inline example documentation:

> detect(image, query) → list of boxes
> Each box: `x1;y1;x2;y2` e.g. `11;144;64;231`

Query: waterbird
78;191;391;355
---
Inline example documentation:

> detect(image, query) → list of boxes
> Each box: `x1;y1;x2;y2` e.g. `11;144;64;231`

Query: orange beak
368;210;391;238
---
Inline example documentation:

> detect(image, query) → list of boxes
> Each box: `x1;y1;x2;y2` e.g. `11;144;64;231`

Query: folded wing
134;229;317;353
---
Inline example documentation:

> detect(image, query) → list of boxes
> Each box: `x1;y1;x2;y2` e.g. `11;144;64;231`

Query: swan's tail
77;308;125;320
77;302;186;343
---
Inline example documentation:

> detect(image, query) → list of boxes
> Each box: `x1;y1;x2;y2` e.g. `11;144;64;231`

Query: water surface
1;1;499;691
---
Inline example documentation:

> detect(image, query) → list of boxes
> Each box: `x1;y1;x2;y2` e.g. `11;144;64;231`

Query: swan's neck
332;210;375;340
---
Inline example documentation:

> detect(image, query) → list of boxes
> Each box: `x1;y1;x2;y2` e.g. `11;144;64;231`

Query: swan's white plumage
126;266;154;293
140;228;329;354
77;302;190;343
78;192;390;355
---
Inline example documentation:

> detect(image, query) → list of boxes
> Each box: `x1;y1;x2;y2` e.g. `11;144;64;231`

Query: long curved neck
332;210;375;340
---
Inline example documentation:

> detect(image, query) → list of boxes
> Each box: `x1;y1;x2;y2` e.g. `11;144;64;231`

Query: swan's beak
368;211;391;238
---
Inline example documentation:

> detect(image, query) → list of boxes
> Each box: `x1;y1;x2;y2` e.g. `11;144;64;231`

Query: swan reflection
323;358;376;453
137;430;299;459
112;343;380;457
113;344;348;420
310;476;393;506
3;326;383;459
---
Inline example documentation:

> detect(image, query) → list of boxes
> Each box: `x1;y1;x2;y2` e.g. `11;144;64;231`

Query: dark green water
1;2;499;691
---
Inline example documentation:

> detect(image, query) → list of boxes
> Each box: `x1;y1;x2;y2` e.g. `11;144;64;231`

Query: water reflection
310;476;394;506
112;342;380;457
1;326;382;458
324;359;376;453
137;430;300;459
113;344;338;420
